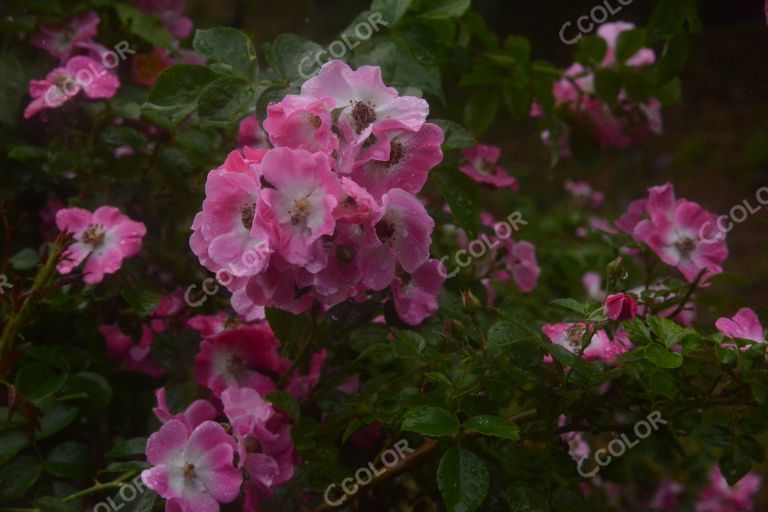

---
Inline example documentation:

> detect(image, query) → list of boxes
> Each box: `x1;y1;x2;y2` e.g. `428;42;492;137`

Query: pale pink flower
30;11;100;60
564;179;604;208
350;121;443;198
542;323;632;363
132;0;193;40
99;324;164;377
459;144;518;189
195;326;282;398
25;56;120;118
391;259;445;326
152;388;217;433
142;420;242;512
301;60;428;147
500;239;540;293
695;466;762;512
256;148;341;266
236;115;267;149
649;480;684;512
715;308;765;344
582;272;605;301
634;184;728;282
264;95;337;153
55;206;145;284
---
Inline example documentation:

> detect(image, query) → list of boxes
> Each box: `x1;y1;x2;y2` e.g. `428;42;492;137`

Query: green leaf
197;76;258;127
9;248;40;270
193;27;257;76
266;33;324;84
464;91;498;135
615;29;646;63
8;145;47;162
103;460;151;473
720;445;752;485
371;0;413;25
437;447;490;512
432;119;475;150
420;0;471;20
33;497;76;512
67;371;113;414
115;4;172;48
266;390;301;421
144;65;219;124
550;298;586;313
577;35;607;65
463;415;519;439
657;32;691;83
644;344;683;369
37;403;79;440
391;328;426;358
15;363;66;400
46;441;90;478
0;455;42;500
431;167;480;238
0;431;27;465
402;406;459;437
121;287;162;317
106;438;147;459
594;68;621;102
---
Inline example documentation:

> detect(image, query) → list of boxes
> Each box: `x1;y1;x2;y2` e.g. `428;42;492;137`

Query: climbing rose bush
0;1;766;512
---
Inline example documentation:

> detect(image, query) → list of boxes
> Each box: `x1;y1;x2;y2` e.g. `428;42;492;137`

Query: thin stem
277;310;316;388
667;268;706;320
0;235;67;365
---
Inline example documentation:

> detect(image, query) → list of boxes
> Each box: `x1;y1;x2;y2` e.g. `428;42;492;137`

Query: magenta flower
264;95;338;153
99;324;164;377
459;145;519;189
301;60;428;147
30;11;100;60
350;121;443;198
195;326;282;398
649;480;684;512
542;323;631;364
221;387;296;500
187;313;230;339
236;115;267;149
283;350;327;402
500;239;540;293
195;149;270;277
604;292;638;321
633;184;728;282
133;0;194;40
256;148;341;266
715;308;765;345
55;206;146;284
142;420;242;512
391;259;445;326
564;179;604;208
695;466;762;512
24;56;120;118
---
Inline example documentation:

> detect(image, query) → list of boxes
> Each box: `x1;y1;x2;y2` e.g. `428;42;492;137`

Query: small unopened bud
461;290;482;312
606;256;626;282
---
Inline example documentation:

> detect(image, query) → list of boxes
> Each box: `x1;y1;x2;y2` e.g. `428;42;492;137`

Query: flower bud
604;292;638;321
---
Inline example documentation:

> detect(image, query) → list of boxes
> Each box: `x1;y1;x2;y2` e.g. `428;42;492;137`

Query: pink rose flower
459;144;519;189
542;323;632;364
500;239;540;293
24;56;120;118
633;184;728;282
695;466;762;512
55;206;146;284
30;11;100;60
715;308;765;346
152;388;217;433
264;95;338;153
301;60;429;148
99;324;164;377
142;420;242;512
236;115;267;149
195;326;282;398
132;0;193;40
391;259;445;326
604;292;638;321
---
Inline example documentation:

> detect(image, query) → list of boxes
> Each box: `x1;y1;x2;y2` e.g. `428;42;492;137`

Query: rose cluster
142;322;326;512
534;22;663;155
190;60;446;325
